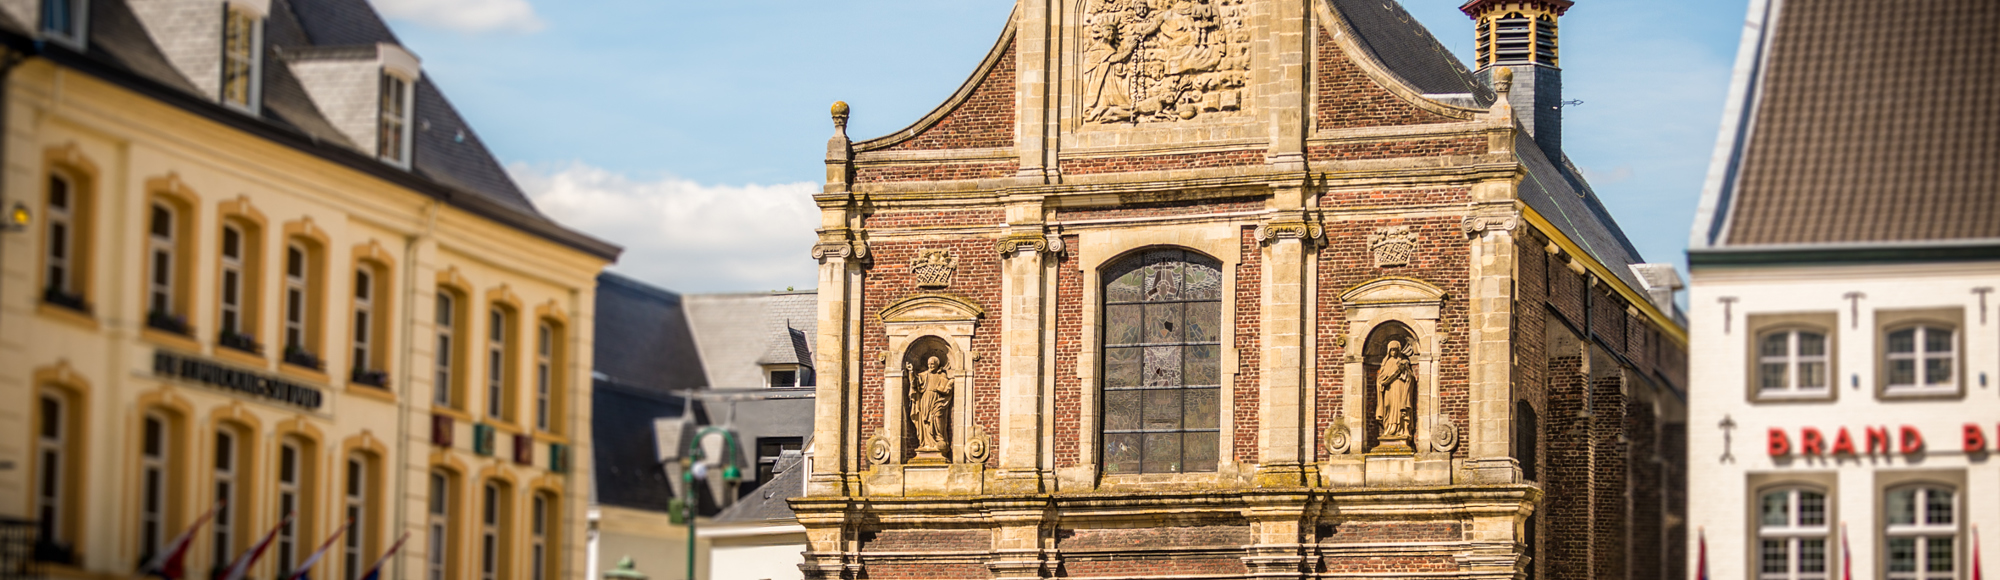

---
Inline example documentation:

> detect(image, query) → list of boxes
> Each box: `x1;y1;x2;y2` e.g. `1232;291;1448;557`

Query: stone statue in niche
1082;0;1250;124
904;347;956;461
1364;323;1418;453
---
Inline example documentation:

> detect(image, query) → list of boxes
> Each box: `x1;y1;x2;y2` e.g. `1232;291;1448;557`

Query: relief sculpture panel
1082;0;1251;124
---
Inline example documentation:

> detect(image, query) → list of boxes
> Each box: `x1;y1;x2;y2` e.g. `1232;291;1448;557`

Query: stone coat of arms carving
1368;226;1418;267
910;249;958;289
1082;0;1251;124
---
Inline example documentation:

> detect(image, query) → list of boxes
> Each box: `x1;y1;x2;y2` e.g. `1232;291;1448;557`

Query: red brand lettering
1866;426;1891;455
1801;427;1827;455
1965;424;1988;453
1831;427;1857;455
1768;428;1792;456
1899;426;1925;454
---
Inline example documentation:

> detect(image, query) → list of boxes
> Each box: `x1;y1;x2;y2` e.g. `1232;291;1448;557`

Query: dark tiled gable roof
0;0;612;258
594;272;709;393
1716;0;2000;246
591;381;684;512
1327;0;1493;103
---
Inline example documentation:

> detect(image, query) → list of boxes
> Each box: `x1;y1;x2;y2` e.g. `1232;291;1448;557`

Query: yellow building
0;0;618;578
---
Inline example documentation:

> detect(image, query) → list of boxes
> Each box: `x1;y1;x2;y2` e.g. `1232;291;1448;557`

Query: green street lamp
678;426;740;580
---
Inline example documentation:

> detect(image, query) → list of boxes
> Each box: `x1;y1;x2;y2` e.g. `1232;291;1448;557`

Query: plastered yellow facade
0;61;609;579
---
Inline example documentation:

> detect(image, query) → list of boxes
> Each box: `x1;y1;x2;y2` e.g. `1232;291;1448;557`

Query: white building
1685;0;1999;578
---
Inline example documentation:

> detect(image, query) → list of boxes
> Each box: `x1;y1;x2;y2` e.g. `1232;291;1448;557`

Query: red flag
1842;522;1852;580
135;500;224;579
1975;525;1984;580
283;519;351;580
355;531;410;580
1697;527;1708;580
219;513;293;580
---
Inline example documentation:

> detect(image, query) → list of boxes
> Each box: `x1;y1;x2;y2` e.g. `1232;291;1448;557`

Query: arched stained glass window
1101;249;1222;474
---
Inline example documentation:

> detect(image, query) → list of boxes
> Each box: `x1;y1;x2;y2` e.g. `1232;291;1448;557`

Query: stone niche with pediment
1323;277;1456;488
864;293;987;497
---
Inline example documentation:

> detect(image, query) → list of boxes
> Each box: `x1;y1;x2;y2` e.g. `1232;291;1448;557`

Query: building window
535;322;557;432
530;493;554;580
217;223;264;353
378;74;411;164
756;437;804;483
146;203;187;334
427;471;452;580
275;441;301;573
487;307;512;421
1885;486;1955;580
343;457;368;580
1759;329;1828;394
1099;249;1223;475
220;7;261;110
283;243;321;370
1885;326;1954;392
480;481;507;580
38;0;84;42
35;394;68;549
351;267;387;387
211;429;241;566
436;292;459;407
1758;487;1829;580
768;366;798;388
42;174;87;311
139;414;170;560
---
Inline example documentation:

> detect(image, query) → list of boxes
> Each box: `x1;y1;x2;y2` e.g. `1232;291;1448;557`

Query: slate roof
683;292;819;389
1328;0;1494;104
590;381;686;512
712;452;804;524
1693;0;2000;249
0;0;616;259
593;272;709;393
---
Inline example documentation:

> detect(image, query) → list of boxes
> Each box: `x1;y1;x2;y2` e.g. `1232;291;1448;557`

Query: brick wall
1058;525;1251;549
1306;136;1486;162
862;529;993;552
886;45;1017;151
1051;197;1264;222
1059;149;1267;176
859;239;1004;465
1234;227;1262;462
1322;186;1472;208
855;161;1017;184
861;563;993;579
1319;520;1464;544
1054;235;1083;468
1314;27;1456;130
1061;558;1247;577
1543;345;1590;580
863;209;1007;229
1321;555;1458;574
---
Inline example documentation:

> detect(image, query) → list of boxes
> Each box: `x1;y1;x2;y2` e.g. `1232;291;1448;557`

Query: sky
370;0;1750;295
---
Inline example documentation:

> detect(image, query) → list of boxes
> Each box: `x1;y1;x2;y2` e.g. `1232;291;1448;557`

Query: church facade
794;1;1688;578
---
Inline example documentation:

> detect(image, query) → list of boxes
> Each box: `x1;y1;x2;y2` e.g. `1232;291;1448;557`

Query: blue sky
373;0;1749;294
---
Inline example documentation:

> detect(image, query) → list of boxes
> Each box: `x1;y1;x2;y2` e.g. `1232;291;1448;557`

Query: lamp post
679;426;740;580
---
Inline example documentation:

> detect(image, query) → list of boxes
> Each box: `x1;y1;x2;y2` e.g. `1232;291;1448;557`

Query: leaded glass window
1886;486;1955;580
1758;487;1829;580
1101;249;1222;475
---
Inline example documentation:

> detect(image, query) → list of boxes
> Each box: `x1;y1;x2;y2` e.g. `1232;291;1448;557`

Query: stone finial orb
831;101;851;130
1493;67;1514;93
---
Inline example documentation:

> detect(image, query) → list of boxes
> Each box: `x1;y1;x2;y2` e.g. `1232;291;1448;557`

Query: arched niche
879;293;981;465
1335;277;1448;458
1362;321;1419;452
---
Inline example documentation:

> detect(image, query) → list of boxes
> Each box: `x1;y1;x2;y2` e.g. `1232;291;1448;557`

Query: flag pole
283;519;352;580
133;499;225;579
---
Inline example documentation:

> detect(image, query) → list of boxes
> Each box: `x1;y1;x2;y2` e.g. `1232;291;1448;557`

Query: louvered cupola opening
1461;0;1573;157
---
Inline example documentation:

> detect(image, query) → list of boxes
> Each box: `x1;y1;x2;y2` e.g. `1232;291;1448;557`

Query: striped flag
355;531;409;580
283;520;350;580
134;500;224;579
218;513;293;580
1842;522;1852;580
1696;527;1708;580
1975;525;1984;580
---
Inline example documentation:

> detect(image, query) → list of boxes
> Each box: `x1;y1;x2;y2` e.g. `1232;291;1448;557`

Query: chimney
1461;0;1572;157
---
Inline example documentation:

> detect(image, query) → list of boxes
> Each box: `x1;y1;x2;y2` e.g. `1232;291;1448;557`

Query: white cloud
370;0;544;33
512;162;822;294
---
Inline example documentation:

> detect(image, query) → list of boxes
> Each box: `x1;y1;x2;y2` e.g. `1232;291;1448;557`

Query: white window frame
45;174;73;297
487;308;508;420
536;322;552;431
36;394;66;543
1757;487;1830;580
767;365;799;388
1885;485;1956;580
148;203;176;319
140;414;168;557
220;224;245;337
285;244;308;353
530;493;547;580
276;441;300;574
1885;325;1955;393
436;292;455;407
480;481;500;580
343;457;366;580
353;268;374;374
1758;329;1829;395
220;6;263;112
377;72;413;166
38;0;87;47
212;430;238;566
427;471;449;580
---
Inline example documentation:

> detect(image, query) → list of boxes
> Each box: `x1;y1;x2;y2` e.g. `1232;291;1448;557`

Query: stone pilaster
1015;0;1053;181
1242;492;1312;580
1257;0;1308;169
994;230;1050;492
1462;174;1523;484
1254;186;1317;486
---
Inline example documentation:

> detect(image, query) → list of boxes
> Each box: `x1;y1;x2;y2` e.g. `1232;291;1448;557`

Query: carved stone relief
962;425;993;465
1368;226;1418;267
910;248;958;289
1082;0;1251;124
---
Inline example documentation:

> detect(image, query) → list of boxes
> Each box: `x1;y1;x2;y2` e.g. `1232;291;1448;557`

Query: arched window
1759;486;1829;580
530;491;558;580
426;470;457;580
1758;329;1828;394
138;412;174;560
211;427;246;566
351;263;390;388
435;291;464;408
42;172;91;312
479;480;511;580
274;439;304;573
1885;485;1955;580
1100;249;1222;475
486;306;517;422
282;242;324;370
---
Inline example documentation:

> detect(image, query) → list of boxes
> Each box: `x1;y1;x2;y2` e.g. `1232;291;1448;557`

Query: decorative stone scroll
995;233;1050;254
910;249;958;289
1368;226;1418;267
1432;418;1458;452
867;432;893;465
1459;215;1519;236
1324;422;1352;455
1254;220;1324;245
963;425;993;465
1081;0;1251;124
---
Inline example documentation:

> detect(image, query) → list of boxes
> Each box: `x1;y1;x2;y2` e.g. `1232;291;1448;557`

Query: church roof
1691;0;2000;256
1329;0;1494;104
0;0;618;260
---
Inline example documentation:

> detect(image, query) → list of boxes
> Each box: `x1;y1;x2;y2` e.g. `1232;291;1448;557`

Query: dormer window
39;0;86;45
378;73;413;166
221;6;263;111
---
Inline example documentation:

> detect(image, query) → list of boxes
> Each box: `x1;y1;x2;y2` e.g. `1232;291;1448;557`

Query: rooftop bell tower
1461;0;1572;157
